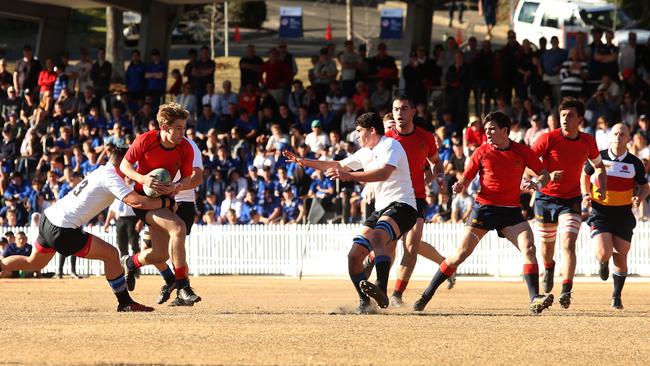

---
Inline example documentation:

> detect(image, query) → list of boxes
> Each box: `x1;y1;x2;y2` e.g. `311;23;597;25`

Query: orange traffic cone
456;28;463;45
234;25;241;42
325;23;332;41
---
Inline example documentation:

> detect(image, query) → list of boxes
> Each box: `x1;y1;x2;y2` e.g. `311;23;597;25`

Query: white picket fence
6;222;650;278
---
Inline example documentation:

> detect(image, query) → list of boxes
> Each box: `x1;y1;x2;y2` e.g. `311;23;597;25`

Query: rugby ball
143;168;172;197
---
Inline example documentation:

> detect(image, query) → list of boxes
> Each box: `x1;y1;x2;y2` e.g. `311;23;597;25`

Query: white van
513;0;649;48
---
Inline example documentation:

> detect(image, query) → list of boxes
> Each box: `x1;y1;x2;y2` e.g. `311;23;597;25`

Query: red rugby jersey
464;140;544;207
125;130;194;192
386;126;438;199
532;129;599;199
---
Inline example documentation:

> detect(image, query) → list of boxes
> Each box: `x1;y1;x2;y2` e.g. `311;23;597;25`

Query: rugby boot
559;291;572;309
359;280;389;308
598;262;609;281
117;302;155;312
412;295;431;312
543;268;554;293
390;294;404;308
120;255;137;291
169;296;194;307
355;298;374;314
611;297;624;309
157;282;175;304
447;273;457;290
529;294;554;314
177;285;202;304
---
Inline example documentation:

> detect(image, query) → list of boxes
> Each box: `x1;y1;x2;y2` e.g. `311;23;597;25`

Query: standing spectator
239;44;263;90
448;0;463;27
1;87;20;120
74;47;94;96
0;125;19;172
191;46;216;102
37;58;57;95
499;30;521;103
367;43;398;90
480;0;497;40
278;40;298;78
339;40;362;98
0;59;12;94
144;49;166;108
473;40;495;117
541;36;568;101
560;48;588;99
445;51;471;126
125;50;146;102
201;82;219;112
403;51;426;104
595;30;619;81
13;45;41;97
215;80;238;120
183;49;197;87
313;47;338;103
90;47;112;103
261;48;292;104
618;32;639;78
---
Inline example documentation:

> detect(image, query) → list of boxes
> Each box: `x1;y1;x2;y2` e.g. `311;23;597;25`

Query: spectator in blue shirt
235;109;260;141
52;65;68;101
0;198;28;226
424;192;439;223
541;36;568;78
259;189;281;224
80;148;102;176
196;104;218;138
126;50;146;100
145;49;166;107
257;165;278;201
215;80;238;119
239;190;259;224
281;188;304;224
314;102;337;133
309;170;334;201
4;172;32;201
0;231;34;278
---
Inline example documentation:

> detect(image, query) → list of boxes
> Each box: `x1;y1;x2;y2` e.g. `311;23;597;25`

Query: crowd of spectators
1;28;650;234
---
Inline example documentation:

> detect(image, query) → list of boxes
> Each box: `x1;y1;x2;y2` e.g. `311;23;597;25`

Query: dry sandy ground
1;276;649;365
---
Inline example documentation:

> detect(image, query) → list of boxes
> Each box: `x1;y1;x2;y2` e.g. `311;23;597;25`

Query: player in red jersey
119;102;202;306
531;97;606;309
414;112;554;314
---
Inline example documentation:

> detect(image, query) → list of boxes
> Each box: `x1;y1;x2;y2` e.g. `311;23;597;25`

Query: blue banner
380;8;403;39
279;7;303;39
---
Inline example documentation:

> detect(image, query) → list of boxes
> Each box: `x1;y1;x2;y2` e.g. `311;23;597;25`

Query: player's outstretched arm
282;150;344;172
326;164;395;183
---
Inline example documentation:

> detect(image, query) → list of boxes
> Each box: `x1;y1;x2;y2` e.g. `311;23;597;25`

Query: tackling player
413;112;554;314
532;97;606;308
284;112;418;313
581;123;648;309
0;148;166;312
119;102;201;305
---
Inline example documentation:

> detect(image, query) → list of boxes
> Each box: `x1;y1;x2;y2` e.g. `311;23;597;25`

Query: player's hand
325;168;350;181
594;187;606;201
282;151;303;166
156;182;175;196
142;175;164;191
170;202;178;213
424;169;433;184
550;170;564;181
521;179;540;192
632;196;640;208
452;182;465;194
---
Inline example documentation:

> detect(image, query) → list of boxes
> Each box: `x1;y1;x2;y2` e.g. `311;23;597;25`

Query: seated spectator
524;115;547;146
202;210;219;225
228;168;248;200
464;117;486;154
215;80;238;119
176;82;198;121
451;188;474;223
85;106;108;132
220;187;243;220
0;232;35;278
305;120;330;155
257;165;278;200
370;79;391;111
326;81;347;114
423;192;439;223
314;102;338;133
281;187;305;224
259;189;282;224
223;208;242;226
287;79;306;116
238;82;257;115
586;87;618;126
104;123;126;147
196;104;218;139
594;116;612;150
239;190;259;224
0;197;28;226
108;106;130;132
235;109;260;142
509;119;526;144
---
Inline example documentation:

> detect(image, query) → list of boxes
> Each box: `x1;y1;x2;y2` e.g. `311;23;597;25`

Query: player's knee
348;250;365;264
168;219;186;237
522;243;536;258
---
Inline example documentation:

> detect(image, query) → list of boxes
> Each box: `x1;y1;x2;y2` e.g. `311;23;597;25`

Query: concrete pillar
400;0;434;92
106;6;125;81
138;1;181;63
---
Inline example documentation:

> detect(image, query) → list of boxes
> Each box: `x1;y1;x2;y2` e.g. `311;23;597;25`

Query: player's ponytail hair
157;102;190;127
356;112;384;135
483;111;512;134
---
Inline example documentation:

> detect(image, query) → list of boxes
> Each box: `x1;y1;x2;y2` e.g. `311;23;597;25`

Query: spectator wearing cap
13;45;42;96
37;58;57;95
90;47;112;101
305;120;330;154
1;86;20;120
220;186;243;221
145;49;166;107
215;80;238;120
19;88;37;124
281;187;304;224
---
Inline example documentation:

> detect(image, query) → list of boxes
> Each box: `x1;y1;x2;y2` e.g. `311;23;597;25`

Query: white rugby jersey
173;137;203;203
45;164;133;228
340;136;416;211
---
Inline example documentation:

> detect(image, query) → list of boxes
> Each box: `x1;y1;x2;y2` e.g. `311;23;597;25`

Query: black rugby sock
612;272;627;298
350;271;369;301
374;256;391;296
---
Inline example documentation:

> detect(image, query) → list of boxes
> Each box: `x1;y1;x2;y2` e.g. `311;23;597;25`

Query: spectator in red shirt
238;82;257;116
37;58;57;95
464;116;487;154
261;48;292;105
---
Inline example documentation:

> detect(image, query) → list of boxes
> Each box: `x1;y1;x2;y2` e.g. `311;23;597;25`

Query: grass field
2;276;650;365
